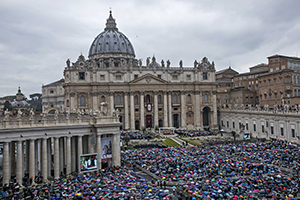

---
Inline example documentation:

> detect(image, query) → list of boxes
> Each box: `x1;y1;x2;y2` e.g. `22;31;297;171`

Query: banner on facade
79;153;98;173
101;137;112;162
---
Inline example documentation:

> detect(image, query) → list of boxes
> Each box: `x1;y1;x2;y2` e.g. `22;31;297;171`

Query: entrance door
173;114;179;128
146;115;152;128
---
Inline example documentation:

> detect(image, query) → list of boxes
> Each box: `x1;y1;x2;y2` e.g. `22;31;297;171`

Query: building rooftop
233;69;268;77
267;54;300;61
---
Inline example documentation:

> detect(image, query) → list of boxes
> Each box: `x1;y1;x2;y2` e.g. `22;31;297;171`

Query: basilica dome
88;11;135;59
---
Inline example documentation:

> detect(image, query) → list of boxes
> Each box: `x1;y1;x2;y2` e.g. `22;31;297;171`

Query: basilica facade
43;11;218;130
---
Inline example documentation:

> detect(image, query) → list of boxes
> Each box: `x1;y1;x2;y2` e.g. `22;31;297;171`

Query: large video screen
101;137;112;162
79;153;98;173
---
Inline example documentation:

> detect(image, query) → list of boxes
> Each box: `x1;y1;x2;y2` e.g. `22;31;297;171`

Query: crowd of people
1;135;299;199
1;166;178;199
174;130;217;137
122;140;300;199
120;130;154;140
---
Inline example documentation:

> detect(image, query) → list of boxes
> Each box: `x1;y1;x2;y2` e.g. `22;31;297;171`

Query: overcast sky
1;0;300;98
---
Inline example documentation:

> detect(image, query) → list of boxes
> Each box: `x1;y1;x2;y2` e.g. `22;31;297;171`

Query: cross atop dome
105;10;118;31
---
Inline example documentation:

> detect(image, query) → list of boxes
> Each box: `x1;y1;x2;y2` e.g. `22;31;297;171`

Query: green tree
3;100;12;111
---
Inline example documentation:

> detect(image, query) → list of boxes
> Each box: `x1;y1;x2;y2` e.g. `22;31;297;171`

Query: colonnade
1;133;120;185
111;90;218;130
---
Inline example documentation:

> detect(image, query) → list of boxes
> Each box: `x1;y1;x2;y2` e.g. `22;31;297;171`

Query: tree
3;100;12;111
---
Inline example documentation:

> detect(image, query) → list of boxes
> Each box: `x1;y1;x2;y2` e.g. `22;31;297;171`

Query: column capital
70;92;76;97
194;91;201;95
140;91;145;95
163;91;168;95
153;91;159;95
129;91;135;96
212;90;218;95
90;92;99;96
109;91;115;96
181;91;186;95
123;91;129;95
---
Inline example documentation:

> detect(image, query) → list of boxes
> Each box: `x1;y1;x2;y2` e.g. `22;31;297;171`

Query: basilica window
79;72;85;80
203;73;208;80
116;75;122;80
158;75;162;79
173;94;178;103
172;75;178;80
204;94;208;103
50;89;54;94
100;75;105;80
158;95;162;104
186;75;191;81
80;96;85;106
134;95;138;105
66;100;70;107
146;95;151;104
116;95;121;105
187;94;192;104
134;75;138;80
100;96;105;102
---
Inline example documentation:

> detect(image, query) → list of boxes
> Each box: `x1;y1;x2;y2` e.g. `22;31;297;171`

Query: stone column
70;92;76;111
71;137;76;172
140;92;145;129
47;139;51;178
124;92;129;129
92;92;98;112
168;92;172;127
59;138;64;174
66;136;71;175
112;133;121;166
212;91;218;130
181;92;186;128
130;92;135;130
199;92;203;129
29;139;35;183
16;141;23;184
10;141;16;176
2;142;10;185
163;91;168;127
109;92;114;116
25;140;29;174
77;136;83;160
195;91;200;128
96;135;102;170
42;138;48;182
154;91;158;128
54;137;60;179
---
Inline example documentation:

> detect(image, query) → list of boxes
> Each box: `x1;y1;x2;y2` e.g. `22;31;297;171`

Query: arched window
80;95;85;106
187;94;192;104
173;94;178;103
298;76;300;84
116;95;121;105
146;95;151;104
158;95;162;104
298;89;300;96
294;89;297;97
101;95;105;102
66;100;70;107
204;94;208;103
293;75;296;84
134;95;138;105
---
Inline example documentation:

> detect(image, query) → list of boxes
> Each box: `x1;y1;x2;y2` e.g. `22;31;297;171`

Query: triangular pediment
130;73;168;84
